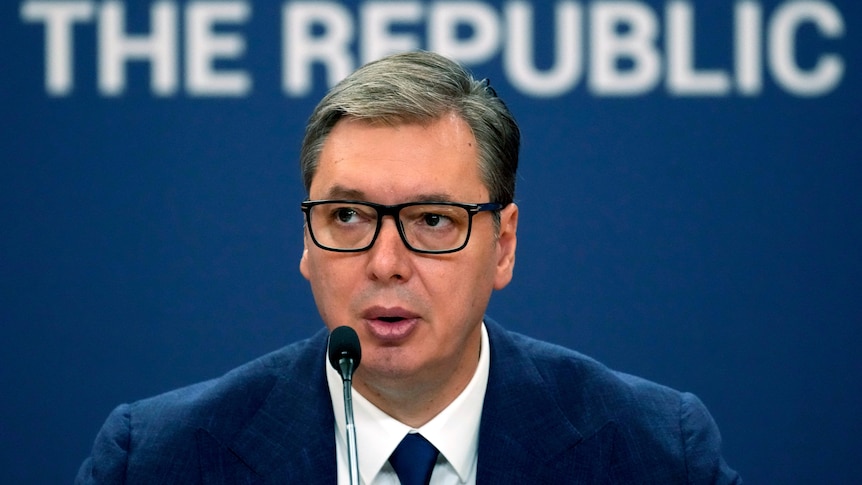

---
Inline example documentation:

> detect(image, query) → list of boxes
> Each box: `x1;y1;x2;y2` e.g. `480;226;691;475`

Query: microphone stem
341;365;360;485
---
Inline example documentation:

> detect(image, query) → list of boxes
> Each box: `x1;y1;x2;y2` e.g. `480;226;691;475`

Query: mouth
362;307;420;341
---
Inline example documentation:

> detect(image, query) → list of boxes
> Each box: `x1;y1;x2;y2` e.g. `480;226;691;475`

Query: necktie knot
389;433;439;485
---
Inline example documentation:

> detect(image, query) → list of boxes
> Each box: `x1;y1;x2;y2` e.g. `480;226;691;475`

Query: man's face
300;114;517;398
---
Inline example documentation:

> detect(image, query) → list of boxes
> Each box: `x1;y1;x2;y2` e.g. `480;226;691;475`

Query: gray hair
299;51;519;207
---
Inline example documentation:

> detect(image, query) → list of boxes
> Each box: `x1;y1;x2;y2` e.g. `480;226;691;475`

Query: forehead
310;115;488;202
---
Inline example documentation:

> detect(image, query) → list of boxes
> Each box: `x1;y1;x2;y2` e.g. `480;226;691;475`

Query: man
76;51;741;484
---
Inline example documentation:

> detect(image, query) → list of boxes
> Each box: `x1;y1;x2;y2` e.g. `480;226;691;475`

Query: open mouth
378;316;406;323
362;307;420;340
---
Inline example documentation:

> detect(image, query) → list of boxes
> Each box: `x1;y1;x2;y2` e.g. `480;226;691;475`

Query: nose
365;216;413;282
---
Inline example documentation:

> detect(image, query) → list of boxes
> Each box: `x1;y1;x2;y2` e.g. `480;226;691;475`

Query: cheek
303;253;339;296
307;256;346;292
429;258;495;307
305;259;354;325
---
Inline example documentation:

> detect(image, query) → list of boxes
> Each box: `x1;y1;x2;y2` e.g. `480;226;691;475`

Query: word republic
20;0;846;98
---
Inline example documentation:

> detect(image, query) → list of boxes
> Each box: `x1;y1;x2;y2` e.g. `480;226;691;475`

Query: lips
362;306;420;341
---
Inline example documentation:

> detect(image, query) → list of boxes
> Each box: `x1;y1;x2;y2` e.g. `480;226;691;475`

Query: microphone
329;325;362;380
328;326;362;485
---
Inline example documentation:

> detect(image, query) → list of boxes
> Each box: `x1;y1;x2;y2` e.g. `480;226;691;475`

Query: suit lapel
478;320;615;483
196;329;338;484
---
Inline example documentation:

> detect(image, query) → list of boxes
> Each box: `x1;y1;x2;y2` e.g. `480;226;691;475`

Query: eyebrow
320;185;455;203
322;185;366;200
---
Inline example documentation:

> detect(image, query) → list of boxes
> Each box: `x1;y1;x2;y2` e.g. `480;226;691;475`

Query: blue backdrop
3;1;860;483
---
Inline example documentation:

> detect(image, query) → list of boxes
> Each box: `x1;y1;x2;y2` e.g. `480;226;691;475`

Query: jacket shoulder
484;320;740;483
75;330;329;484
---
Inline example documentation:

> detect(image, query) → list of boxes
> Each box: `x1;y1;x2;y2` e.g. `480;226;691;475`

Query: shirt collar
327;323;490;484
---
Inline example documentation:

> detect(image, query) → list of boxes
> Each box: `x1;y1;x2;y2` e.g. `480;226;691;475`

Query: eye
323;203;374;226
423;213;445;227
415;209;457;230
401;205;464;233
334;207;359;223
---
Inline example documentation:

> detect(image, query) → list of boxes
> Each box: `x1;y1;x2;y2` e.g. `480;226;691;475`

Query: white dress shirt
326;323;491;485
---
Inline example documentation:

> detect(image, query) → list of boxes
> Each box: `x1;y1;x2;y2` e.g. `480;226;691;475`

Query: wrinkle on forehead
318;185;459;204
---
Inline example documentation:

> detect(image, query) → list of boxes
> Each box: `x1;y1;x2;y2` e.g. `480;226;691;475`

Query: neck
353;334;481;428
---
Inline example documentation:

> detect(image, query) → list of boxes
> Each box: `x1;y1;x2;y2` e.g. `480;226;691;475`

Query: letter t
20;1;95;96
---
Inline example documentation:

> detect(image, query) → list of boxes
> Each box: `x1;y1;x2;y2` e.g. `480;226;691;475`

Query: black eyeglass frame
301;199;503;254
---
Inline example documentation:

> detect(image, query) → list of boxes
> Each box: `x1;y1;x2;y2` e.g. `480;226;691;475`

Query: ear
493;203;518;290
299;232;311;281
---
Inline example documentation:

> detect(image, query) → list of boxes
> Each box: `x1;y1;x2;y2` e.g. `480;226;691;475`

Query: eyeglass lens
308;202;473;252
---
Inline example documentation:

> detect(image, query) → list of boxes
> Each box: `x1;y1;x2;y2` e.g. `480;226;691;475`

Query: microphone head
328;326;362;372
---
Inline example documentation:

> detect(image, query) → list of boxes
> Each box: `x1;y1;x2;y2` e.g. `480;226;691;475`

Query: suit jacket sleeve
76;404;132;484
680;392;741;484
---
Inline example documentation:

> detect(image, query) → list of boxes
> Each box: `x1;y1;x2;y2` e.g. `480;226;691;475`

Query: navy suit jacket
76;318;741;484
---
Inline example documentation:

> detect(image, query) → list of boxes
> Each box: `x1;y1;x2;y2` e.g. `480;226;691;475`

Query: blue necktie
389;433;439;485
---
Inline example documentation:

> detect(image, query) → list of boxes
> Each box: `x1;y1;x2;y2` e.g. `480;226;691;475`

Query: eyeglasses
301;200;502;254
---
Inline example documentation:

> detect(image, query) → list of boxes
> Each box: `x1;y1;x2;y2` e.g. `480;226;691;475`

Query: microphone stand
339;358;360;485
330;326;362;485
